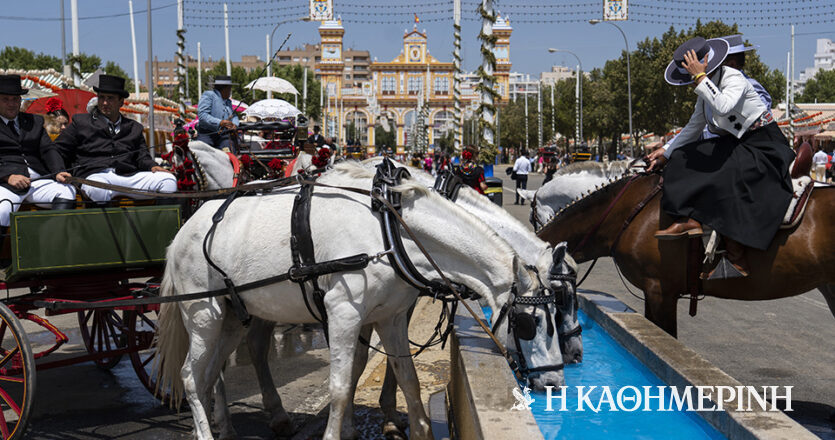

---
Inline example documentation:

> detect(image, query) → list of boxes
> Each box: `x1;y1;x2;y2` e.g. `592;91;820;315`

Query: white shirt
0;115;19;135
813;150;829;165
513;156;532;175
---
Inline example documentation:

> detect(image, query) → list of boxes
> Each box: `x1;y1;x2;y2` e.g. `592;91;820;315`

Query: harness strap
291;176;330;340
575;174;641;253
67;174;303;199
433;170;464;202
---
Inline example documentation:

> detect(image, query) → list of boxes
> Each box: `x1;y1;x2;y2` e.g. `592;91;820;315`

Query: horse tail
154;254;188;408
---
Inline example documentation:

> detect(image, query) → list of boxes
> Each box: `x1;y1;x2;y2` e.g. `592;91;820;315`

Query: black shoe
51;197;76;210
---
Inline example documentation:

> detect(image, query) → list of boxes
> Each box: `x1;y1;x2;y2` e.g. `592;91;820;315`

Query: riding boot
705;238;749;280
51;197;76;211
655;218;704;240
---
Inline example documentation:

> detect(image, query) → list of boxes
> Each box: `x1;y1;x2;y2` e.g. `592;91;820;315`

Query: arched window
432;110;454;146
344;111;368;145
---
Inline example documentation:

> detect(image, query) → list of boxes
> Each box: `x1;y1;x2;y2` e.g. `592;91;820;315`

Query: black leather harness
432;169;464;202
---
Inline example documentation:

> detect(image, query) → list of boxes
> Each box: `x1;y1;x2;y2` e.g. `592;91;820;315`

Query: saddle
782;142;815;229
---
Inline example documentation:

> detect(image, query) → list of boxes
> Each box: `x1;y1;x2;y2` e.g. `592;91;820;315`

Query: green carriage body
6;205;182;282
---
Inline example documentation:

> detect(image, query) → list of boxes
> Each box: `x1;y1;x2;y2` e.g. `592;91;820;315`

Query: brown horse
536;171;835;337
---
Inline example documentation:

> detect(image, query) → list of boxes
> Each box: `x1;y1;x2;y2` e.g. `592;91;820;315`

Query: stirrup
702;255;747;280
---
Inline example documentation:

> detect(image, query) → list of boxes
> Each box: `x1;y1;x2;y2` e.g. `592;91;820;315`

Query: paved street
12;167;835;439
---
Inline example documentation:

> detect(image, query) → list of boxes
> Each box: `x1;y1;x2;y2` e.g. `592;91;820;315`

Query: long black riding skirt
661;122;795;250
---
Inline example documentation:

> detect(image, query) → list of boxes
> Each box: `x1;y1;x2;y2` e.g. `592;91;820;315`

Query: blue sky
2;0;834;85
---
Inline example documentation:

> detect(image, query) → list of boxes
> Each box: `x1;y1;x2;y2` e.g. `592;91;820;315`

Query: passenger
44;97;70;140
52;75;176;202
196;75;239;150
647;37;794;278
0;75;76;229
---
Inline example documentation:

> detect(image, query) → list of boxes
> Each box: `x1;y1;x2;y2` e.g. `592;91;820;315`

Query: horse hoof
382;421;407;440
270;414;296;438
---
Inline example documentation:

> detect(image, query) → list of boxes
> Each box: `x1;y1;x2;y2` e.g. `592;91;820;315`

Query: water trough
445;290;817;440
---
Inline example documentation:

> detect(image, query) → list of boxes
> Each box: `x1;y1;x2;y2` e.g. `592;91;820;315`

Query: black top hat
93;74;130;98
0;75;28;96
664;37;729;86
211;75;238;86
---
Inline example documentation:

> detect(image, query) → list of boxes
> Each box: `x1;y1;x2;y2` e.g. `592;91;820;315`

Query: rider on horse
647;37;795;279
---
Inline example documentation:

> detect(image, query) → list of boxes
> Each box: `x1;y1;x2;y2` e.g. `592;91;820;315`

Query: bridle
490;265;578;379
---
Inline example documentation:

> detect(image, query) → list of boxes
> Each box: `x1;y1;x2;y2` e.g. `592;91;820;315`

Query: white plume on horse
245;77;300;95
243;98;302;121
519;160;632;230
154;162;553;439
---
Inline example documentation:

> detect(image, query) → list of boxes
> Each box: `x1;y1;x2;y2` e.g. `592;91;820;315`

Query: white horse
206;159;574;439
155;163;562;440
518;160;631;230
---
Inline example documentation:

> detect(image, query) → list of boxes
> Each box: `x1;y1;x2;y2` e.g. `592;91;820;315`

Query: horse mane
539;172;636;231
332;161;517;260
556;160;631;178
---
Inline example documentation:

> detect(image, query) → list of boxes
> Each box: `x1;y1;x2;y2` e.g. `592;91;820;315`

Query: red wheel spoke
0;387;22;415
0;376;23;384
0;348;18;370
0;409;9;439
141;353;155;368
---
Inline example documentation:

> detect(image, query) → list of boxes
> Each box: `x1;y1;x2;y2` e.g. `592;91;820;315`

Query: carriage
0;118;316;439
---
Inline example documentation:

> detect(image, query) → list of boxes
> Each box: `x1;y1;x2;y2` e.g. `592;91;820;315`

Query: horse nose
530;371;565;391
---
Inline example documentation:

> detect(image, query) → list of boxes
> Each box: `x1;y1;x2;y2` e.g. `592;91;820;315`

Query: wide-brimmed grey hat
716;34;759;54
664;37;729;86
211;75;238;86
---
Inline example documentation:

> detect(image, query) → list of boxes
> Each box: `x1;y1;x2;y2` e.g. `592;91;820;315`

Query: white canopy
244;77;299;95
243;99;302;120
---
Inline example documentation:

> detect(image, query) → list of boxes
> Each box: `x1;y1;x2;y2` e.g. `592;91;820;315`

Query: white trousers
82;169;177;202
0;168;77;227
813;164;826;181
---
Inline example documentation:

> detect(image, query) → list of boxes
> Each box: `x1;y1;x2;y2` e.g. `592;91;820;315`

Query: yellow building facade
316;18;512;151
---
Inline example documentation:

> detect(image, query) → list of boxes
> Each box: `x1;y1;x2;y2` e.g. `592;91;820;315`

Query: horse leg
323;304;363;440
180;302;243;440
341;324;374;440
212;370;237;440
643;281;678;338
379;304;415;437
374;312;433;440
818;284;835;319
245;317;295;437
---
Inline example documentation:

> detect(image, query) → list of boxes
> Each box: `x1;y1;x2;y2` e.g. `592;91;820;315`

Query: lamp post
548;48;583;146
590;19;633;157
267;17;311;99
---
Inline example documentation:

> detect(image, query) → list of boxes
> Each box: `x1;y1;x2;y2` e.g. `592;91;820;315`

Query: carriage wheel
123;308;180;408
77;310;126;370
0;303;36;440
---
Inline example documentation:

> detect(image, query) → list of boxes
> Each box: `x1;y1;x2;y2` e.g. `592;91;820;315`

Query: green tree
104;61;134;92
374;125;395;148
0;46;60;70
798;69;835;103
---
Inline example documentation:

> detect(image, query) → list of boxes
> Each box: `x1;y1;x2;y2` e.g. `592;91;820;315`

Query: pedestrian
513;149;531;204
543;157;558;184
647;37;794;279
196;75;240;150
812;145;828;181
454;147;487;194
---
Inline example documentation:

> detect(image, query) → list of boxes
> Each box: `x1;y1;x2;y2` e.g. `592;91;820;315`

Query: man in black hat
0;74;76;229
52;74;176;202
307;125;325;148
196;75;240;150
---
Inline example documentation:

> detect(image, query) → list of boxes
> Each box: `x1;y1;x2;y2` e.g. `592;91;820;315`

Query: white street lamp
589;19;633;157
548;48;583;145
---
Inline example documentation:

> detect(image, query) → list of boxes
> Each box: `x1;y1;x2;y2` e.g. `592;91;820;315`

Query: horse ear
552;242;567;264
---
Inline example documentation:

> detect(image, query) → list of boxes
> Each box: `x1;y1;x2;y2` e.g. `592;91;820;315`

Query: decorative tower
493;15;512;102
317;19;345;138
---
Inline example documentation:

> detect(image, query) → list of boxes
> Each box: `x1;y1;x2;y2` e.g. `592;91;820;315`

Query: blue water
483;308;726;440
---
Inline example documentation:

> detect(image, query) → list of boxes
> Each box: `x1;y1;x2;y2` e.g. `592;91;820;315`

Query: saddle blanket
781;175;813;229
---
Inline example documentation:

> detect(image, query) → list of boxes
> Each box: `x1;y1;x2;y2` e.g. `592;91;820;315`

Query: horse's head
543;242;582;363
506;255;566;390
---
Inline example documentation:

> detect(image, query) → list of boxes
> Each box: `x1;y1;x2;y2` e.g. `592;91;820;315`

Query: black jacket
0;113;67;194
308;133;326;148
52;109;157;179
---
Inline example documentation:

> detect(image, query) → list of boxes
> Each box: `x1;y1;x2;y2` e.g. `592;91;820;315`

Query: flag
414;13;420;23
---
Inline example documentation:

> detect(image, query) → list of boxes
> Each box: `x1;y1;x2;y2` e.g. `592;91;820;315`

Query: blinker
515;313;537;341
